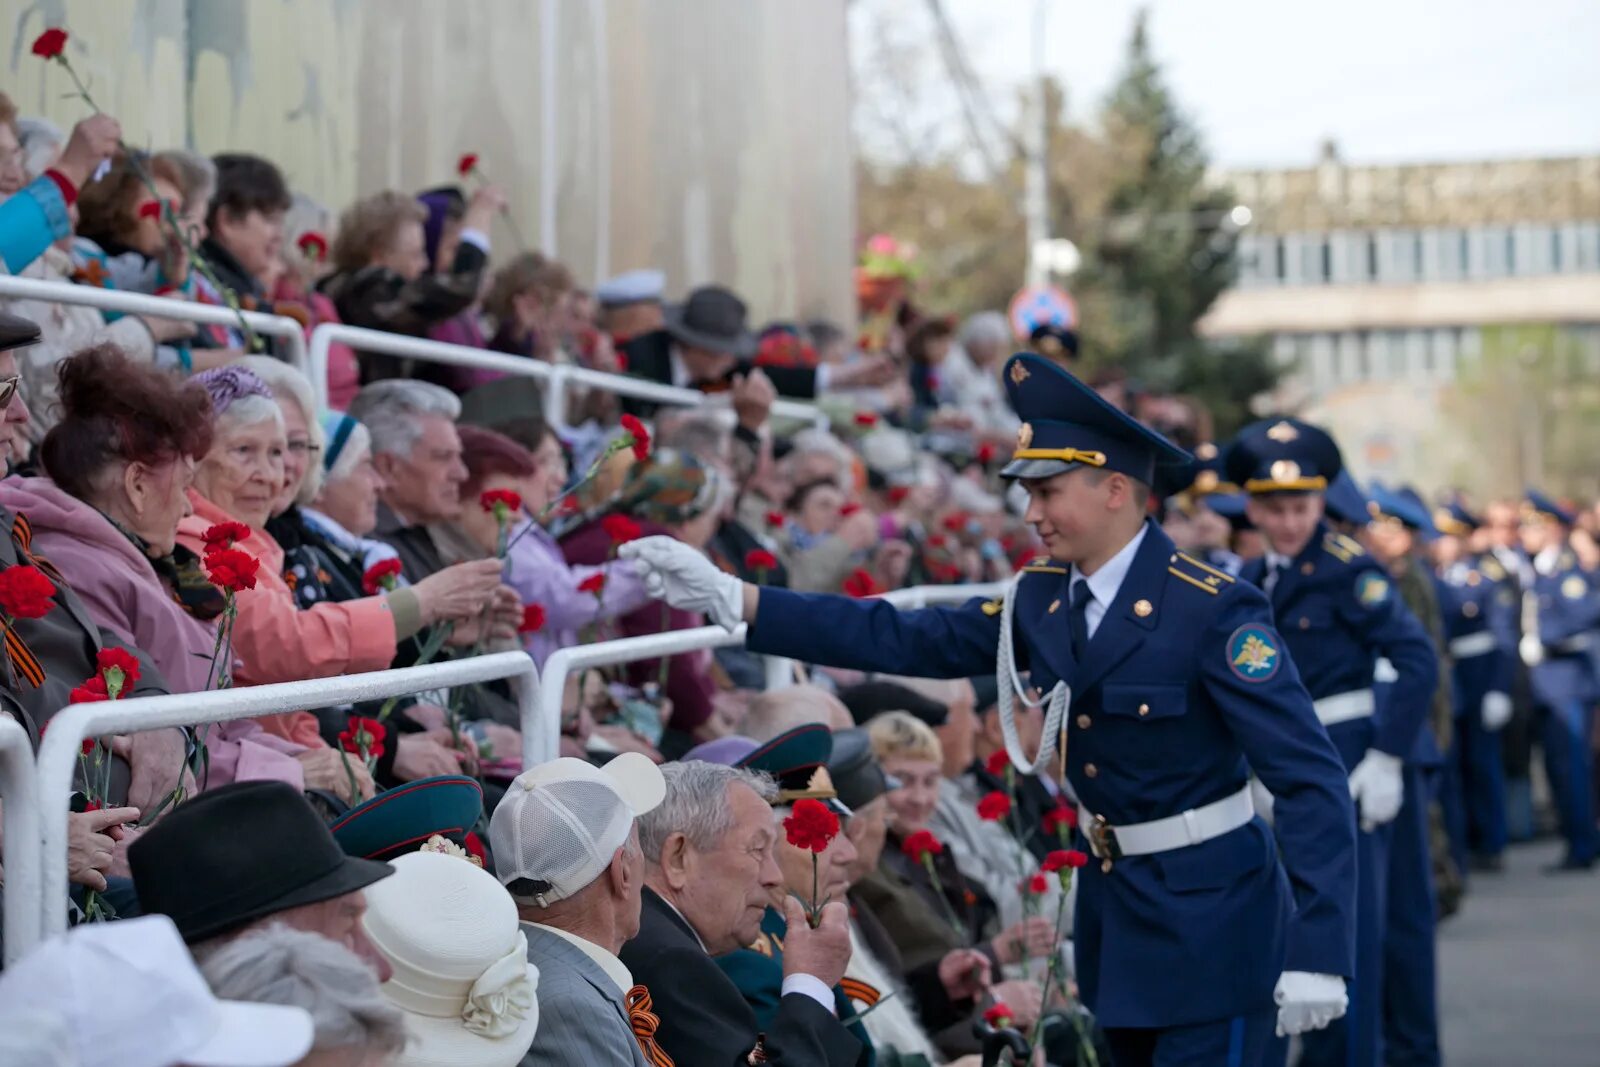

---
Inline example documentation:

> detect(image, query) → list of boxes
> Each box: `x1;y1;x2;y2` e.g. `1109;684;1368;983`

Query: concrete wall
2;0;855;322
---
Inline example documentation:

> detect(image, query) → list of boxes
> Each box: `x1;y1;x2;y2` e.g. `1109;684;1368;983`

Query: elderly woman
318;186;502;383
233;359;504;783
202;925;408;1067
0;346;309;789
859;711;1058;1055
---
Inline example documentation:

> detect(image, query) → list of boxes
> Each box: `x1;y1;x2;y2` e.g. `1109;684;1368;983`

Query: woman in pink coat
3;345;307;789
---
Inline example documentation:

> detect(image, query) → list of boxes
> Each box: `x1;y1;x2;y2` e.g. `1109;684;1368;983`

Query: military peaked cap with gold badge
1000;353;1190;485
1322;471;1372;527
1366;483;1436;538
1028;322;1080;363
1524;488;1577;527
1225;417;1343;495
735;723;849;815
1432;501;1479;538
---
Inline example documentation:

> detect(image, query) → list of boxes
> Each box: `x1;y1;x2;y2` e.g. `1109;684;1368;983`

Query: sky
852;0;1600;169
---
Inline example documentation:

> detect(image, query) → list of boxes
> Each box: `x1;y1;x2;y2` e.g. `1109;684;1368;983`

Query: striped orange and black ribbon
2;513;63;689
839;976;883;1010
625;984;676;1067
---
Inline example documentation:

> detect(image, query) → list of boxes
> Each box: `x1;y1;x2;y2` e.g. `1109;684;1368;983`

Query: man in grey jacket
489;752;668;1067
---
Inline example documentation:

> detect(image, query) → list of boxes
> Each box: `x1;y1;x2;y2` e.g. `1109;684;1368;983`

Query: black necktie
1069;579;1094;660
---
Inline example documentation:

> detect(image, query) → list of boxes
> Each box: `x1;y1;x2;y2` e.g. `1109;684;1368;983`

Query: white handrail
0;717;40;964
308;323;827;431
535;581;1007;759
33;650;541;940
0;274;308;380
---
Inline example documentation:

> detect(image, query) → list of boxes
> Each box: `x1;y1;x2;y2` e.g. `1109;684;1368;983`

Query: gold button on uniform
1084;763;1099;778
1299;617;1311;630
1077;714;1092;729
1101;859;1114;873
1138;703;1150;717
1462;601;1479;618
1301;562;1315;575
1049;599;1061;614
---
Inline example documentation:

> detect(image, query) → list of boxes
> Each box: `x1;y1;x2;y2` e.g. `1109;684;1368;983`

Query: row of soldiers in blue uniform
1167;424;1600;1067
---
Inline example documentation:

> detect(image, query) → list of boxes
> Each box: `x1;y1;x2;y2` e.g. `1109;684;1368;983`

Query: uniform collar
1070;522;1148;608
526;921;633;995
1535;544;1565;576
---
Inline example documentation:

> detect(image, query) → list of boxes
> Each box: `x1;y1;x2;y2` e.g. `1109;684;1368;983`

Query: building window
1551;228;1563;272
1274;237;1286;281
1505;229;1517;275
1319;238;1332;283
1366;234;1379;282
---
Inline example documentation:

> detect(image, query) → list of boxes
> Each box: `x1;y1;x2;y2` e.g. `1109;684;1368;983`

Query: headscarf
416;186;466;270
191;366;272;417
321;410;360;473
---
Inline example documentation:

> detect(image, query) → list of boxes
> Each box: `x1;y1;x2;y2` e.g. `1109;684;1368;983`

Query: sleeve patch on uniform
1356;571;1390;606
1562;575;1587;600
1227;624;1282;682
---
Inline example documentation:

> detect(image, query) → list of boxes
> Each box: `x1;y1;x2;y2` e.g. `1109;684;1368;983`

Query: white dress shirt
1069;523;1149;639
527;922;633;994
1261;550;1294;597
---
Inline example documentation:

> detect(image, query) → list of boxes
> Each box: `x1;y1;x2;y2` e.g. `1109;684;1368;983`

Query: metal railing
0;275;309;378
308;322;827;431
29;651;541;945
0;717;40;965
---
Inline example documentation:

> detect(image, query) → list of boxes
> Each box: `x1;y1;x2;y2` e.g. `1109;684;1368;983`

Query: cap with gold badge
1224;417;1343;496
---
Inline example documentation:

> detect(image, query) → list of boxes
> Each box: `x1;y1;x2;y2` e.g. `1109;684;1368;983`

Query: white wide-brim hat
364;852;541;1067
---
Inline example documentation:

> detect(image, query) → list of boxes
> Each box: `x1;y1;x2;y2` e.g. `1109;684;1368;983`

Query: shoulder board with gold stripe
1176;552;1236;584
1322;532;1364;563
1166;553;1225;595
1021;556;1068;575
1479;556;1506;582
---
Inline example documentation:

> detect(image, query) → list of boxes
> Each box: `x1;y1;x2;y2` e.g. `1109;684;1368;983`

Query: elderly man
488;753;669;1067
130;781;394;980
621;760;861;1066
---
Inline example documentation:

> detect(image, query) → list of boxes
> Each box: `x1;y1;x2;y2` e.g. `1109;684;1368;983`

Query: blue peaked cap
1367;483;1436;538
1525;488;1576;526
1323;471;1371;526
1000;353;1190;485
1225;418;1343;496
1433;501;1479;537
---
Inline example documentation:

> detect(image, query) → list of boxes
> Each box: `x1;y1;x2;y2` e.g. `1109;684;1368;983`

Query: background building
1201;144;1600;497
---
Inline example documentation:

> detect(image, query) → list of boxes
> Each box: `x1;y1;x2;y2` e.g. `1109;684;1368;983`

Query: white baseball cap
0;915;313;1067
489;752;666;904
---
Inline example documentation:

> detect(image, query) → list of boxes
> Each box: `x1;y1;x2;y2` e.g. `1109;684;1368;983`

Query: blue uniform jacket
716;906;875;1067
1527;548;1600;707
1439;556;1517;712
748;520;1356;1029
1241;523;1437;770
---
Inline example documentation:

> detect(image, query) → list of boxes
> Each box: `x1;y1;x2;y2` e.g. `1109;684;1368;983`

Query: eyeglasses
286;439;323;459
0;376;20;408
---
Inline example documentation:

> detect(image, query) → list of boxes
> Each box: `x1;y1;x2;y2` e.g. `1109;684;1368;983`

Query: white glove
618;535;746;631
1481;691;1513;732
1520;633;1545;667
1347;749;1404;832
1274;971;1348;1037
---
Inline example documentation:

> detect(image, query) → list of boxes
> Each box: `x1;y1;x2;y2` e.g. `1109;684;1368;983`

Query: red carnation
601;514;643;545
31;28;68;59
765;510;786;529
983;1003;1015;1029
518;603;547;633
853;411;879;428
619;414;651;462
69;675;109;704
976;790;1011;821
782;798;841;854
1042;848;1089;873
901;829;944;861
137;200;162;221
339;716;387;760
744;549;778;573
480;488;523;516
457;152;480;177
0;565;57;620
95;647;141;698
840;502;862;518
202;521;251;550
81;737;97;756
1024;872;1050;895
578;573;607;596
942;512;969;533
204;547;260;593
926;533;948;549
842;568;880;599
887;486;911;506
976;442;998;465
296;231;329;262
1042;801;1079;836
984;749;1011;776
362;558;404;595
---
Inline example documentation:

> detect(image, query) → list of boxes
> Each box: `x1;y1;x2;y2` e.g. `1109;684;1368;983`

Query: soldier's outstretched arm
1200;581;1357;981
621;535;1001;678
1338;562;1439;757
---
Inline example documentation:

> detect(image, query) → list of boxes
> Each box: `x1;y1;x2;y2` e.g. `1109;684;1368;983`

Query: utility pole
1023;0;1052;286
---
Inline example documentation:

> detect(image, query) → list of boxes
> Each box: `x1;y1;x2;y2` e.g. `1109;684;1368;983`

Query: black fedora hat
130;780;393;943
663;285;757;357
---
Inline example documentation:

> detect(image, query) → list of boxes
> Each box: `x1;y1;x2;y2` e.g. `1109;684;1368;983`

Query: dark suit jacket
619;888;862;1067
619;331;820;412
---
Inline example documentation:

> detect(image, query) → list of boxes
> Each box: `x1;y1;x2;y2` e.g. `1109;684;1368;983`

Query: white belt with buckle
1078;784;1254;860
1312;688;1375;726
1448;631;1497;659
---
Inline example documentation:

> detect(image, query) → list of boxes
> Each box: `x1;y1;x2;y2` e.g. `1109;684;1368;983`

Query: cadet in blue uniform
1160;445;1245;577
1226;421;1438;1067
624;355;1358;1067
709;725;878;1067
1363;485;1447;1067
1430;502;1516;870
1517;490;1600;872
